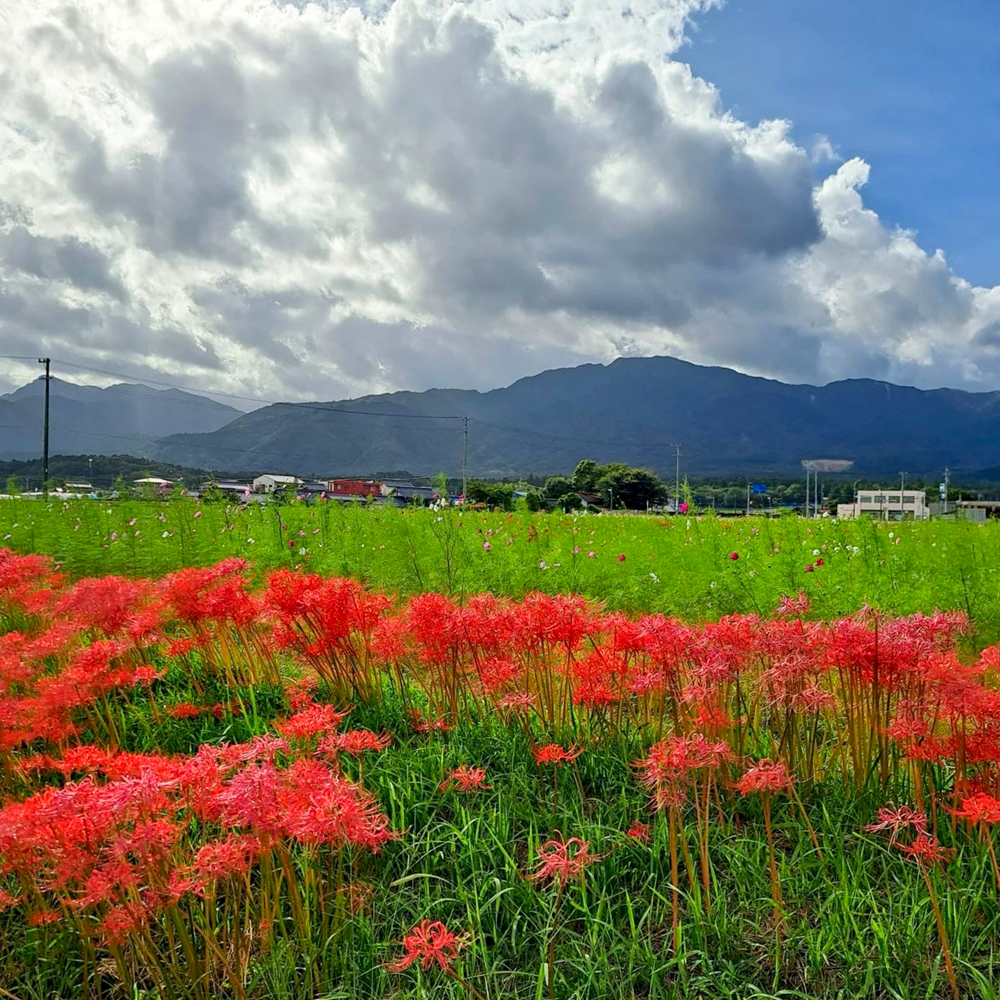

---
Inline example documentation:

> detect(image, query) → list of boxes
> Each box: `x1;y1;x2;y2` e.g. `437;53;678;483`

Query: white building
837;489;928;520
252;474;301;494
133;477;174;497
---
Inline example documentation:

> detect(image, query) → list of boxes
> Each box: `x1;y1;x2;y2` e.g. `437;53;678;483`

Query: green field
2;497;999;637
2;499;1000;1000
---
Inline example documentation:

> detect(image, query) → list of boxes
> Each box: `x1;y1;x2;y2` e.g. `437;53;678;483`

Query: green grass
2;496;1000;639
4;498;1000;998
8;692;999;1000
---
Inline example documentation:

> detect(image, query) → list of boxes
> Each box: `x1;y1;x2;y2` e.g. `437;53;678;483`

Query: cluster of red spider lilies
2;547;1000;998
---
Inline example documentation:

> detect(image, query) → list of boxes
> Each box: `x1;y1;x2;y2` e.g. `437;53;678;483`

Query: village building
379;479;437;503
133;477;174;497
252;474;301;494
836;489;929;520
326;478;382;497
202;480;251;497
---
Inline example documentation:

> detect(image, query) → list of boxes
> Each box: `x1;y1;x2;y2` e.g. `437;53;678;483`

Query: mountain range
0;378;242;460
5;357;1000;479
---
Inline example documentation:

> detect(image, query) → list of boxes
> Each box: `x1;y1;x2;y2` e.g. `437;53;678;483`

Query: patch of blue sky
682;0;1000;287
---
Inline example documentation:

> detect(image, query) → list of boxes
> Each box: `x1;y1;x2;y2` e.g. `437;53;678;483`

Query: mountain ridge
148;356;1000;478
0;377;243;460
5;357;1000;478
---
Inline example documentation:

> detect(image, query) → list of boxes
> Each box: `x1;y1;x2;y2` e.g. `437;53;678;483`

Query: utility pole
899;471;906;520
745;482;750;517
461;416;469;502
38;357;51;497
673;443;681;514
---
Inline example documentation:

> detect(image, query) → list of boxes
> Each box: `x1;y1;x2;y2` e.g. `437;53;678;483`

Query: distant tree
543;476;575;500
523;490;543;512
465;480;515;510
200;480;226;504
597;465;666;510
433;472;449;500
542;475;587;511
572;459;602;493
5;475;20;496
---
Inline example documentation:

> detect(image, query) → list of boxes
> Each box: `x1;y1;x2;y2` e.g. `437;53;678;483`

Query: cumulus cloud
0;0;997;401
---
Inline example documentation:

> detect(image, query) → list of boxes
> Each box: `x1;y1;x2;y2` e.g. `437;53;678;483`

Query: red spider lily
865;804;929;843
284;674;320;712
527;836;601;887
477;656;521;693
439;766;490;793
634;734;731;811
275;703;351;741
896;833;953;866
388;919;468;972
532;744;582;766
625;821;651;843
410;711;452;734
318;730;392;756
266;572;391;657
0;549;63;613
572;647;627;707
370;615;410;663
400;592;463;666
187;834;262;893
952;792;1000;825
51;575;162;643
274;759;399;851
521;591;596;652
690;699;737;731
497;691;535;712
736;759;793;796
165;637;199;657
167;702;202;719
157;559;256;627
47;745;119;776
777;591;810;617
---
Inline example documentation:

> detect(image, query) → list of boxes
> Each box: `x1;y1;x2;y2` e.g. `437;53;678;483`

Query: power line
4;355;684;475
471;415;681;450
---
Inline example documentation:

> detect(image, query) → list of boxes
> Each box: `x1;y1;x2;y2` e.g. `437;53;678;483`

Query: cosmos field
3;498;1000;999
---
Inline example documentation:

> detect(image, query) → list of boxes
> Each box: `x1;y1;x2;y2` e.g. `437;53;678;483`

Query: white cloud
0;0;996;401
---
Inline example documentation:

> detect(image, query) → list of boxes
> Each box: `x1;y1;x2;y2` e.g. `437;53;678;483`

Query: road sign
751;482;767;494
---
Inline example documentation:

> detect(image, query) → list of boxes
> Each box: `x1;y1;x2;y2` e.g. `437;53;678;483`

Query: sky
1;0;999;405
